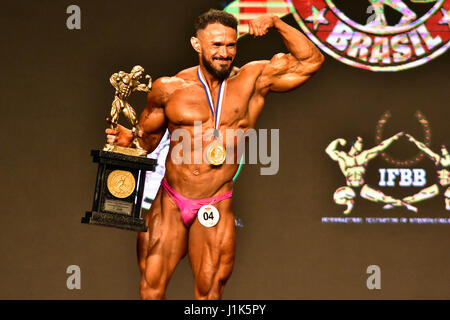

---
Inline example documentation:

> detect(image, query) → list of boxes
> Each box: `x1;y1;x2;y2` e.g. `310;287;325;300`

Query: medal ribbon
197;67;227;139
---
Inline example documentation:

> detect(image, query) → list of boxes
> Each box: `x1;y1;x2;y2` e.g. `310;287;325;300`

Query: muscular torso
435;156;450;186
437;168;450;186
159;65;266;198
437;160;450;187
338;153;368;187
116;75;135;100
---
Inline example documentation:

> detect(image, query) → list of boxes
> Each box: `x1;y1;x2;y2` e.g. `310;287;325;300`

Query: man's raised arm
364;132;404;161
326;138;346;161
249;14;324;94
109;73;121;90
134;75;153;93
406;133;440;163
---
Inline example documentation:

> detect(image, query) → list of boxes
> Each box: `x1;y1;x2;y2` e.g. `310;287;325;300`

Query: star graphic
439;8;450;29
305;6;329;31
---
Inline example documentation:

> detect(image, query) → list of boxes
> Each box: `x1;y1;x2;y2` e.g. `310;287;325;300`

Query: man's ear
190;36;201;53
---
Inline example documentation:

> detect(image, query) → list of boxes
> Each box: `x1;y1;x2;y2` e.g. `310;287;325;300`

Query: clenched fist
105;118;134;147
248;14;279;37
337;138;347;147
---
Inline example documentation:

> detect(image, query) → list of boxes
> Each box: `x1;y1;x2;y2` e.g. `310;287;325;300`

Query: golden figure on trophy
104;65;152;156
83;65;157;232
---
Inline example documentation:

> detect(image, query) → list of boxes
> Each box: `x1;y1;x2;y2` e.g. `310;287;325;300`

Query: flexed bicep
110;73;121;90
326;138;347;161
257;53;315;93
249;14;324;95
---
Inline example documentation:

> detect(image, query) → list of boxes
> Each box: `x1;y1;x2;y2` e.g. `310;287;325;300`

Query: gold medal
205;140;226;166
197;67;229;166
107;170;136;198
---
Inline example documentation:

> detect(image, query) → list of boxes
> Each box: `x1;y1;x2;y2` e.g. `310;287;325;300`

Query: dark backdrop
1;0;448;299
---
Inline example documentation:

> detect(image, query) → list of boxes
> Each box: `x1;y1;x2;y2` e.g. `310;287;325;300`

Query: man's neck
198;65;223;90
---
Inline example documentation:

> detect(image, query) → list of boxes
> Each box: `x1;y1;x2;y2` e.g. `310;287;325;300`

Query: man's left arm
134;75;152;92
249;14;325;94
364;132;404;161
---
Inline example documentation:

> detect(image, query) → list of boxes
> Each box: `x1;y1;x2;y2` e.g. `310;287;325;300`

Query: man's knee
140;285;165;300
195;262;234;300
139;275;166;300
334;186;356;205
444;187;450;199
196;290;221;300
195;280;224;300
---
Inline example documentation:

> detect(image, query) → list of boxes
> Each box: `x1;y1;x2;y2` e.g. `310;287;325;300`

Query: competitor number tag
198;205;220;228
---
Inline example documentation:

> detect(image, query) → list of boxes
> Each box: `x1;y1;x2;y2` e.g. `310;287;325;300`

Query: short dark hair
194;9;238;34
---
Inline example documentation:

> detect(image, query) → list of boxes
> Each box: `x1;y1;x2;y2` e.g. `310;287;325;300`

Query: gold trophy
104;65;152;156
82;66;156;232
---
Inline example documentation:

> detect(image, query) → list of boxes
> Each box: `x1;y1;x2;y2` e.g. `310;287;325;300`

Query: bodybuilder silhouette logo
326;111;449;214
326;132;419;214
224;0;450;71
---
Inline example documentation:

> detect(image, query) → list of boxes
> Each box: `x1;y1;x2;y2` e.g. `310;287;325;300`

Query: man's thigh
188;198;236;298
137;188;188;284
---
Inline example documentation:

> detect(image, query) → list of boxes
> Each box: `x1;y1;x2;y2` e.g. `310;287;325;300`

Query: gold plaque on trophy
107;170;136;199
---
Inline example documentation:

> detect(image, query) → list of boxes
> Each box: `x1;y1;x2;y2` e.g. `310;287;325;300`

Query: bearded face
193;23;237;81
201;51;234;81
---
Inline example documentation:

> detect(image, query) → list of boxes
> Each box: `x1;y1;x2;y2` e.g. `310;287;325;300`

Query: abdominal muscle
163;137;240;200
438;169;450;186
345;166;365;187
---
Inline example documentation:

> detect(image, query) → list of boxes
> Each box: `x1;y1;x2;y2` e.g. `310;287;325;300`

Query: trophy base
82;150;156;232
103;144;148;157
82;211;147;232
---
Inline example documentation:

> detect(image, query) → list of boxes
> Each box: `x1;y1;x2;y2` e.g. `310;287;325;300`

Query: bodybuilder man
106;9;324;299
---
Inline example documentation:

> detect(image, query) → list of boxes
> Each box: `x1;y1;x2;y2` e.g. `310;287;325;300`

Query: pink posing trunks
160;179;233;228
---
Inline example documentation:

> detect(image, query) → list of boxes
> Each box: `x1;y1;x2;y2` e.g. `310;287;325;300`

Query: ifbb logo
325;111;450;215
224;0;450;71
